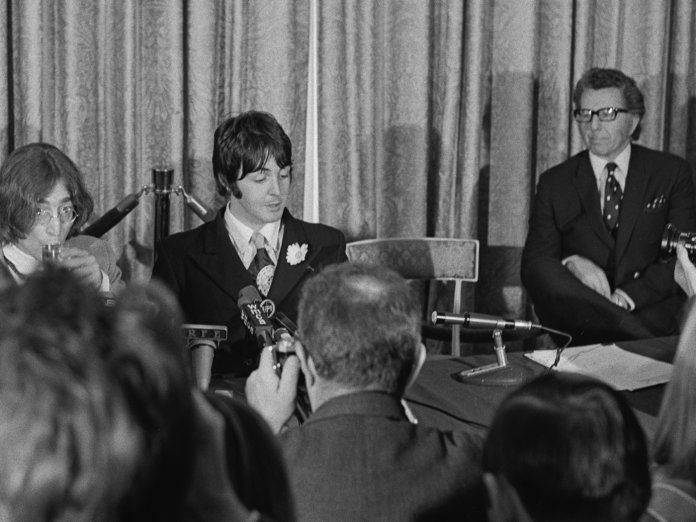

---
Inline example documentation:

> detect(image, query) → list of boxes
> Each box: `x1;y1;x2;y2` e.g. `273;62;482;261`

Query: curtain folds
0;0;694;334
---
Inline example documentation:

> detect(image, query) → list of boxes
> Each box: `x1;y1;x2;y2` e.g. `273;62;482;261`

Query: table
405;336;678;439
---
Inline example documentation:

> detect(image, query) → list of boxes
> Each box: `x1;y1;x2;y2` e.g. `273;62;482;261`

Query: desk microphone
431;311;541;331
181;324;227;390
238;285;275;348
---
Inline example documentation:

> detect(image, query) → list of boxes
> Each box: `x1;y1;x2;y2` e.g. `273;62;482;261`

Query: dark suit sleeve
619;159;696;309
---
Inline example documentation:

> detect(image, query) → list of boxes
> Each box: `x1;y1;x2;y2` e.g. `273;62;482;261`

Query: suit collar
268;209;318;303
190;208;322;306
573;152;614;249
191;209;254;301
307;391;407;423
614;145;650;262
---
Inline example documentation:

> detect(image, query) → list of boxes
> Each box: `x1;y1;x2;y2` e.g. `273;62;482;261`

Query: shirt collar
224;203;282;255
589;143;631;185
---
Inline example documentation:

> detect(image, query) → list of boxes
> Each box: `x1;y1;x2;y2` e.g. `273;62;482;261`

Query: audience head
0;143;93;255
296;262;425;401
0;265;138;521
572;67;644;141
652;297;696;483
212;110;293;199
482;372;650;522
0;266;196;521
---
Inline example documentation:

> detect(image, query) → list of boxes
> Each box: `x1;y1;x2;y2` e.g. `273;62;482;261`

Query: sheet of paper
524;344;673;391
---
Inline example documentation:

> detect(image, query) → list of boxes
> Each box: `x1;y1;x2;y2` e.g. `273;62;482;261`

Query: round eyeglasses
573;107;629;123
35;206;79;226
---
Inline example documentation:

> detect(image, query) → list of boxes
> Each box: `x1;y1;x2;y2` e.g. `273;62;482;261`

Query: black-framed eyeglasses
35;206;79;226
573;107;629;123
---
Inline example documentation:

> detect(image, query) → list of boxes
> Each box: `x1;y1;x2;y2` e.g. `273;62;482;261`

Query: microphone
431;311;541;331
237;285;275;348
181;324;228;390
81;190;144;237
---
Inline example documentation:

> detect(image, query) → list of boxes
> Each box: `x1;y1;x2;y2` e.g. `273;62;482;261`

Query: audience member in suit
483;372;651;522
642;298;696;521
522;68;696;345
0;142;124;293
0;266;258;522
246;262;485;522
152;111;347;378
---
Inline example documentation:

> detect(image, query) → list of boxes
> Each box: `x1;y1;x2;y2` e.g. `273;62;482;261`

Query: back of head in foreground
297;262;424;399
652;297;696;484
0;266;196;522
482;372;650;522
0;266;136;521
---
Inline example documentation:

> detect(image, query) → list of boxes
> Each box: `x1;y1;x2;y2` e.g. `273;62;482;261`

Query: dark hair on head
297;262;422;396
572;68;645;140
107;280;196;521
652;297;696;483
0;265;140;521
483;372;650;522
212;111;293;198
0;266;197;521
0;142;94;243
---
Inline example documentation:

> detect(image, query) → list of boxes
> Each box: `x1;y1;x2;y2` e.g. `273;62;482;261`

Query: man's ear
294;341;316;387
483;473;533;522
405;343;427;391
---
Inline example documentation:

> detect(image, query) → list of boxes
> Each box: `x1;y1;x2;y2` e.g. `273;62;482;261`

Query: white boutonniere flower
286;243;308;266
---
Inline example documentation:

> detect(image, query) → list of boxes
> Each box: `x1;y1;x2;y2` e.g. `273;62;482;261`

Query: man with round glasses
0;143;124;293
522;68;696;345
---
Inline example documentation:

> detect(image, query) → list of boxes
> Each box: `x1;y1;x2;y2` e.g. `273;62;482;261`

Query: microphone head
238;285;262;307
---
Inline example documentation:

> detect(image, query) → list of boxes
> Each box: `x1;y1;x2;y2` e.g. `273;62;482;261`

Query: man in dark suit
152;111;347;377
246;263;484;522
522;68;696;345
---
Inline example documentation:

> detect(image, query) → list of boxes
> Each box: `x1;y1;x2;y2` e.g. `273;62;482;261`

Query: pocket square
645;194;667;212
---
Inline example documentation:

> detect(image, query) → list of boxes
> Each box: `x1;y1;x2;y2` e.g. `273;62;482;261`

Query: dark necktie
248;231;275;296
603;162;622;234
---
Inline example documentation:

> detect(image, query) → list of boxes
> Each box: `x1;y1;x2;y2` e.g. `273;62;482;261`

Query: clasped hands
565;255;630;310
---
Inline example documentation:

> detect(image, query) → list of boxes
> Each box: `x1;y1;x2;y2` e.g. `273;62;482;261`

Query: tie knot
251;231;266;250
606;162;618;176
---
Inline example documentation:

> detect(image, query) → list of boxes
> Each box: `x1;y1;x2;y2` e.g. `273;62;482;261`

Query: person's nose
590;114;602;131
45;214;62;236
268;174;281;196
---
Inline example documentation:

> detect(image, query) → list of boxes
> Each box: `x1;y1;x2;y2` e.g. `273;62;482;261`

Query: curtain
1;0;308;281
0;0;694;342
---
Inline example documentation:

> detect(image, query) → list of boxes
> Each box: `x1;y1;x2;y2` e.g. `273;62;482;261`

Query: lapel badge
286;243;309;266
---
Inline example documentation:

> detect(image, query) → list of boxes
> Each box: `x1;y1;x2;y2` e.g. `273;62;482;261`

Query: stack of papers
524;344;673;391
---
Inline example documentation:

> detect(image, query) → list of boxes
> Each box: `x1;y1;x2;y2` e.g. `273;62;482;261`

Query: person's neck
311;381;388;411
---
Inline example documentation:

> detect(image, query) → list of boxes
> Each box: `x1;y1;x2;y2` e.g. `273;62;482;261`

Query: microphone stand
80;167;216;240
452;329;533;386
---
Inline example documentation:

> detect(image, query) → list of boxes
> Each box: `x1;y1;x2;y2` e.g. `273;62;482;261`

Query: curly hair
0;143;94;243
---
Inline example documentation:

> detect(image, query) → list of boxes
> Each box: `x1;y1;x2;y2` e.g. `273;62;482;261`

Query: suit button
244;358;253;366
633;272;640;279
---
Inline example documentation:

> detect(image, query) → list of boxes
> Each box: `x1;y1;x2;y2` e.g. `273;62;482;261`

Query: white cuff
613;288;635;311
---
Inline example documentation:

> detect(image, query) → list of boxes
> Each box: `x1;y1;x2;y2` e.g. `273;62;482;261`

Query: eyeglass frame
573;107;630;123
34;205;79;227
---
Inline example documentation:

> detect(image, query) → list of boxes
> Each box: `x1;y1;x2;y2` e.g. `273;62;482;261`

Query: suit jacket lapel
574;154;615;249
269;211;317;304
189;210;255;301
615;147;649;263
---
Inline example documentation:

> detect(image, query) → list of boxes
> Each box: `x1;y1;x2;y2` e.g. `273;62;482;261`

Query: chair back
346;238;479;356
